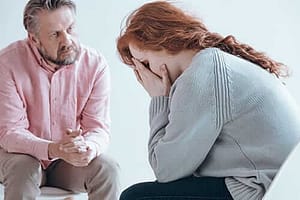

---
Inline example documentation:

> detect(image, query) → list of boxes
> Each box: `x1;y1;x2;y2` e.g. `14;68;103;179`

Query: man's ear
28;33;40;47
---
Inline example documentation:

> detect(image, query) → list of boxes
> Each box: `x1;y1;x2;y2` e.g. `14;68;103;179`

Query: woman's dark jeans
120;176;233;200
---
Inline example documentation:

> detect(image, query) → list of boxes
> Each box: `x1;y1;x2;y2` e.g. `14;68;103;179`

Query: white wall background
1;0;300;195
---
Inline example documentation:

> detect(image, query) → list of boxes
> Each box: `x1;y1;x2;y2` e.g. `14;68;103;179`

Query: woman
116;1;300;200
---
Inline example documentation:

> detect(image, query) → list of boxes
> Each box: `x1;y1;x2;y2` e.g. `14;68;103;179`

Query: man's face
30;6;79;67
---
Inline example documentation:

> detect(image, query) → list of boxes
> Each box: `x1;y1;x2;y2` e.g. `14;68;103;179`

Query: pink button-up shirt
0;39;110;168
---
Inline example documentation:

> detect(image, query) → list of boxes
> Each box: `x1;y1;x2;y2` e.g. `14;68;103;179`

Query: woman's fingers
132;58;145;71
160;64;171;95
132;57;171;96
161;64;171;85
134;69;143;84
132;58;152;78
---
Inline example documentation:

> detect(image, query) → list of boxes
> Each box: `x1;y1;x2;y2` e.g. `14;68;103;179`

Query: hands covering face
132;58;171;97
49;129;97;167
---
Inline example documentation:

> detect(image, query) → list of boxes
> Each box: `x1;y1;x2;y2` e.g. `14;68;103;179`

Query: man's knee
3;153;42;182
85;155;120;200
0;153;42;199
91;154;120;180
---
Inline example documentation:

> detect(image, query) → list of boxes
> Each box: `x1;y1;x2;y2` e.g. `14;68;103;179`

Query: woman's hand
132;58;171;97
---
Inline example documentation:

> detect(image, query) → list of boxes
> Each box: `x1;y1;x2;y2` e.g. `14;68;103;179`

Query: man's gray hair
23;0;76;34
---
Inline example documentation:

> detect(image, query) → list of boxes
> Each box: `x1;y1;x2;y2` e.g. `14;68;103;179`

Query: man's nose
60;31;72;47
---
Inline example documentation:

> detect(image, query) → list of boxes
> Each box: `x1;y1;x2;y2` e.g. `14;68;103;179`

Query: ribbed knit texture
148;48;300;200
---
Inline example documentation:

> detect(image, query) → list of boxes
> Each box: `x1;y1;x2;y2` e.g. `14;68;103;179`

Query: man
0;0;120;199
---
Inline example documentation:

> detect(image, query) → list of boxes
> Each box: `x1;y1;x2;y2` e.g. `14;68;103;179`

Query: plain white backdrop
1;0;300;194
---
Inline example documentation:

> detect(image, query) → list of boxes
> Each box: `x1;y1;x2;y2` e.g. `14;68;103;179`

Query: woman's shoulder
182;47;226;78
189;47;227;69
193;47;220;60
174;48;220;89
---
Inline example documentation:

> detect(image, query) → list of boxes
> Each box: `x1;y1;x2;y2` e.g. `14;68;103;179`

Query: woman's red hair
117;1;287;77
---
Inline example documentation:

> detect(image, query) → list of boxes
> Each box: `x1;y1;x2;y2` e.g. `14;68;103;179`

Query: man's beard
38;43;79;66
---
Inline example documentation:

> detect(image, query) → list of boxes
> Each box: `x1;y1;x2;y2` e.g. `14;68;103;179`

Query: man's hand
60;129;88;153
48;129;98;167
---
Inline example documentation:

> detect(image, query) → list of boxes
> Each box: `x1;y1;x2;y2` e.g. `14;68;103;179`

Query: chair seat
0;184;87;199
37;186;83;199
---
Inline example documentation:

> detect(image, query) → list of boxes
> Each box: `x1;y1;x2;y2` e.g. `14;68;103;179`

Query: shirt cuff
35;140;52;161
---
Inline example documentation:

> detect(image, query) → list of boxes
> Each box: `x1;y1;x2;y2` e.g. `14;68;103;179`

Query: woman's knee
120;182;151;200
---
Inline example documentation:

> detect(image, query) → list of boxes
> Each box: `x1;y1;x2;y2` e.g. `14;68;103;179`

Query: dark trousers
120;176;233;200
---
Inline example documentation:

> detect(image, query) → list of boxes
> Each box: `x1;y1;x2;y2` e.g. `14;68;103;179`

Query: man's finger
66;128;82;138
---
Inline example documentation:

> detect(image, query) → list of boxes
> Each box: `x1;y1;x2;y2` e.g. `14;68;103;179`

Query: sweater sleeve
148;49;232;182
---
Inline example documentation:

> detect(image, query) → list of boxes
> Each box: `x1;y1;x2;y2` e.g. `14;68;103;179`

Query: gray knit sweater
148;48;300;200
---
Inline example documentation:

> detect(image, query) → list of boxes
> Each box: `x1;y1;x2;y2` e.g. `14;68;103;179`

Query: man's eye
67;26;75;33
50;32;58;38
